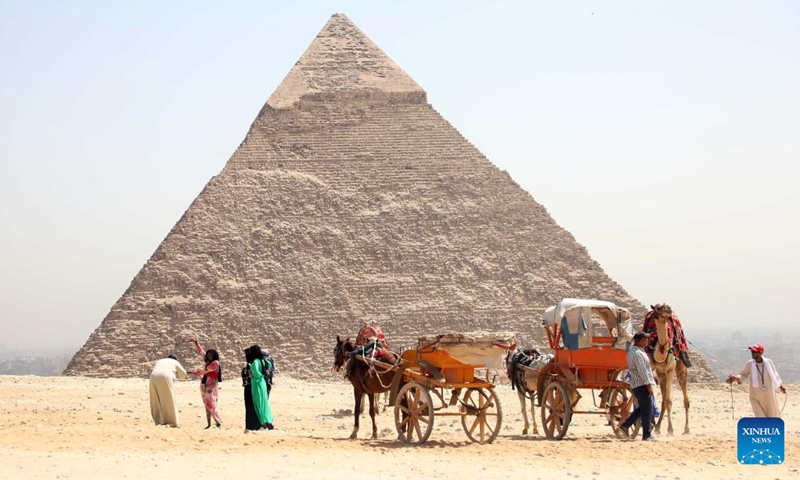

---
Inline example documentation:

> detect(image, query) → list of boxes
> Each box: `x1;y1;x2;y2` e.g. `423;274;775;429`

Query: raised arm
191;339;206;357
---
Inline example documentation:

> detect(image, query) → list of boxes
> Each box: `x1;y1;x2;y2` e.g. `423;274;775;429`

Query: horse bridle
333;341;347;373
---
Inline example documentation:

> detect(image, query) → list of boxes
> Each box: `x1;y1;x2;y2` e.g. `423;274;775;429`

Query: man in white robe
149;355;187;427
727;343;786;418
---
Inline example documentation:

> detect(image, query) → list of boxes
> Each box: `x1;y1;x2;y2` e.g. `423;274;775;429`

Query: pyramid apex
266;13;424;109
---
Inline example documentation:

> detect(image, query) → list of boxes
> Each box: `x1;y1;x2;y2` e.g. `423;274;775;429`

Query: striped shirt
627;345;655;389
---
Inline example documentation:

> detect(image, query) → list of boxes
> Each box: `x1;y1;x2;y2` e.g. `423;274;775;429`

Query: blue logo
737;417;784;465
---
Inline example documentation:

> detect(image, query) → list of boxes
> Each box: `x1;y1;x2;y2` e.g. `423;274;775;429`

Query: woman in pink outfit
190;339;223;428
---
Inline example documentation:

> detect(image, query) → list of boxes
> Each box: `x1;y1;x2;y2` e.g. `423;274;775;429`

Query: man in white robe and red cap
727;343;786;417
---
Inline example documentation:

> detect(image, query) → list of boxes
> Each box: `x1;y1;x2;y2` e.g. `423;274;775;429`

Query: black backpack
261;353;276;388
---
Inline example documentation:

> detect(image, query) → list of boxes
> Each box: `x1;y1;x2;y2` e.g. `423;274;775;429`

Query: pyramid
65;14;716;383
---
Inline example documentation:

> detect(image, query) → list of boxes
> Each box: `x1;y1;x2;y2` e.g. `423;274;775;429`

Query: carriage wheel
608;387;641;439
541;381;572;440
460;388;502;444
394;382;434;445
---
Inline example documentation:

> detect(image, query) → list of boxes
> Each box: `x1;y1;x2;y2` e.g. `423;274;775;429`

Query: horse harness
340;340;399;393
508;349;541;399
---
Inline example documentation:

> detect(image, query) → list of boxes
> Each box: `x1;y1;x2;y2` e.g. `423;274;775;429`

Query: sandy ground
0;375;797;479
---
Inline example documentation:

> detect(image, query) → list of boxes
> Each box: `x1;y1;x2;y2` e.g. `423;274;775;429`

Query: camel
649;316;690;435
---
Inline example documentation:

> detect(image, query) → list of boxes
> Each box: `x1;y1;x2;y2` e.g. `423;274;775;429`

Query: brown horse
333;335;399;440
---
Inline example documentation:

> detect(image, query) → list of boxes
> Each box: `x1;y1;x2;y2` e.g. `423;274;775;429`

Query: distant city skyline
1;2;798;350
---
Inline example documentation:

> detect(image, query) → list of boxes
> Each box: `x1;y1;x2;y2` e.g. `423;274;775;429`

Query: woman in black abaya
241;347;261;431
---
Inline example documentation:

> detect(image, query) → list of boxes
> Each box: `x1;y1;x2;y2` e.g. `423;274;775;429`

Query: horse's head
333;335;354;372
505;347;541;377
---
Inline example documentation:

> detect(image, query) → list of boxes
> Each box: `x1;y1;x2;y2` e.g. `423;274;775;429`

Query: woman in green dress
249;344;274;430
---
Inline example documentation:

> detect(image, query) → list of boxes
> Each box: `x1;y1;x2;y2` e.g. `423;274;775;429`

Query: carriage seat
561;317;629;350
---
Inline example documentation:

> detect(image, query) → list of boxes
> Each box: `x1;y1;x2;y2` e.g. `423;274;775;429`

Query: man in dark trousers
619;332;658;441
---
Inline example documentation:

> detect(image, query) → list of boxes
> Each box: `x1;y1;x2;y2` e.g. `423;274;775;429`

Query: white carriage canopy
417;332;516;368
543;298;634;350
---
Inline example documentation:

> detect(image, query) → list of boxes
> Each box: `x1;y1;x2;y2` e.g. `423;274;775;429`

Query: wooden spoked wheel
394;382;434;445
541;381;572;440
608;387;642;439
460;388;502;444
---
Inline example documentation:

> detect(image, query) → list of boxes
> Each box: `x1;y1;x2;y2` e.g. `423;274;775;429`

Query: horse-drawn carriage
389;333;516;445
509;298;641;440
334;330;515;445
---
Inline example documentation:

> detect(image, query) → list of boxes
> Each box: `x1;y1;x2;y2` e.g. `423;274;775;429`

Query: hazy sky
1;1;798;351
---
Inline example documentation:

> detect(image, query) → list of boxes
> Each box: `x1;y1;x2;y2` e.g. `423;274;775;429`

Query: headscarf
249;344;270;375
253;345;271;365
241;347;252;386
250;344;263;357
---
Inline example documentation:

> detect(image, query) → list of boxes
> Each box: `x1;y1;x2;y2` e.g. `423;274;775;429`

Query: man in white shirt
620;332;658;441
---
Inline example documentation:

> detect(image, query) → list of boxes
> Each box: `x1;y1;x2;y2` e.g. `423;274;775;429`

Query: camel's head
652;303;673;327
652;303;672;318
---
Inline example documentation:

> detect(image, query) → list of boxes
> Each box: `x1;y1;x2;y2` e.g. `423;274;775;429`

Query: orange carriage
386;332;516;445
534;298;641;440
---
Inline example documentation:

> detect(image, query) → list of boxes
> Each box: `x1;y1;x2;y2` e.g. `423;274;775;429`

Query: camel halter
651;333;673;366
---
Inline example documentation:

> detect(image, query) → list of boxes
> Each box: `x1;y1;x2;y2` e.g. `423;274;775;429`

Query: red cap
748;343;764;354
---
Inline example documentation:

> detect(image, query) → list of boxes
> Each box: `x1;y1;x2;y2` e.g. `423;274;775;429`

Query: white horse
505;348;553;435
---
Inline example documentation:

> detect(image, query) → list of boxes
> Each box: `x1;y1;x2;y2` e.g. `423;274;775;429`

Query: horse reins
365;349;400;390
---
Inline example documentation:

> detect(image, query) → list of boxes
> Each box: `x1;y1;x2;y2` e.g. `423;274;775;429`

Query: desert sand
0;374;796;479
